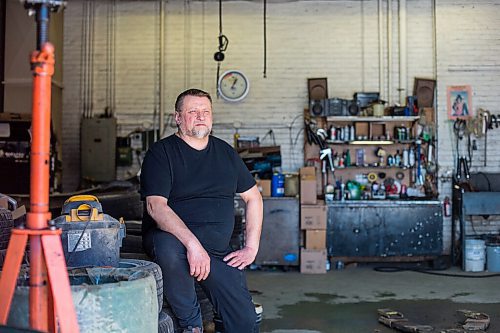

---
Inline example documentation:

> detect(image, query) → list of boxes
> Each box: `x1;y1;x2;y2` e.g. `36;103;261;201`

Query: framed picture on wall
447;85;472;120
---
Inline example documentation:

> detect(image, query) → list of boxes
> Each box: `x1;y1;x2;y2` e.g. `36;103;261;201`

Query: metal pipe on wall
159;0;165;137
378;0;384;101
0;0;6;113
399;0;407;105
431;0;437;79
387;0;392;105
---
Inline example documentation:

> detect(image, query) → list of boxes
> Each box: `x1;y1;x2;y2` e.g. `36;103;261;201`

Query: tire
10;267;158;332
195;283;214;323
0;208;14;250
125;220;142;236
162;282;214;332
120;252;151;261
158;308;175;333
119;258;163;312
0;249;7;270
122;234;144;254
97;191;143;220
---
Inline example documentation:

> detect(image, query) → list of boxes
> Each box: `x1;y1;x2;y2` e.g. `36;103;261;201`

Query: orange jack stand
0;43;79;332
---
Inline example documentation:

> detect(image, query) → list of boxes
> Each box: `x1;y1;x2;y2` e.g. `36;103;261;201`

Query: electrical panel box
81;117;117;182
235;197;300;267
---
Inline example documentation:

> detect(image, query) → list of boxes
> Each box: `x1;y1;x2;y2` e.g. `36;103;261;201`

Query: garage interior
1;0;500;332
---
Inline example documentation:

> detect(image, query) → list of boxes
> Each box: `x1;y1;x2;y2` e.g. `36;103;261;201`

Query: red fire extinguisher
444;196;451;217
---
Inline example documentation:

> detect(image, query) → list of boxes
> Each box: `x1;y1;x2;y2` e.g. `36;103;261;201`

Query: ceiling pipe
399;0;407;105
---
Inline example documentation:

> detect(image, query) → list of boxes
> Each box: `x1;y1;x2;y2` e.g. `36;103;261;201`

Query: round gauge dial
218;70;250;102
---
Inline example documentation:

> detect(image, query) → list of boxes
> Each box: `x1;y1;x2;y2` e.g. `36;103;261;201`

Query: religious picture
447;85;472;120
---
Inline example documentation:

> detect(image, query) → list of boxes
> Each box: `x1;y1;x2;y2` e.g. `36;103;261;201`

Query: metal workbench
327;200;443;258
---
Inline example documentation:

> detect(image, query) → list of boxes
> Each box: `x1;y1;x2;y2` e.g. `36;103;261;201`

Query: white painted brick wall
435;0;500;252
61;0;500;254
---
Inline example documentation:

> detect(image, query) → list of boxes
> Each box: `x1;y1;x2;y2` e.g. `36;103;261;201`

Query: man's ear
175;112;181;125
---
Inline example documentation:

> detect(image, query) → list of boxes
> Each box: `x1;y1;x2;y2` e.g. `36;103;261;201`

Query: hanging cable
214;0;229;97
263;0;267;78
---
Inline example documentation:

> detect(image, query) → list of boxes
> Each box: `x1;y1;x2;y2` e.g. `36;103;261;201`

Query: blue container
487;243;500;272
271;173;285;197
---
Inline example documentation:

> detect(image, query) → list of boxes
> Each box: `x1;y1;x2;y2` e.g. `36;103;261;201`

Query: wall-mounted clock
217;70;250;102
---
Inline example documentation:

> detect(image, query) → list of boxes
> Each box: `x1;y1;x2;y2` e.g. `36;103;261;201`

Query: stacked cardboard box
256;179;271;197
299;167;327;274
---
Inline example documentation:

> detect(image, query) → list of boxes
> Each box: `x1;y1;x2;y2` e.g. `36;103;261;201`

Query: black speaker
413;78;436;108
310;99;329;117
308;78;328;103
347;100;360;116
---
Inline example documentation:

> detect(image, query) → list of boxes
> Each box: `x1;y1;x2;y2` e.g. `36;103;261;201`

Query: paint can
284;173;299;197
464;239;486;272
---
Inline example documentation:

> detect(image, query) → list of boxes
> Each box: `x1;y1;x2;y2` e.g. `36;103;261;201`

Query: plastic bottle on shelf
409;147;415;167
340;182;346;201
345;150;351;167
387;155;394;166
395;150;401;167
403;148;409;168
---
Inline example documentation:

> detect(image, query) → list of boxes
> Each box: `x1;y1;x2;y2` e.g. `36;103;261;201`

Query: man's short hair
175;89;212;112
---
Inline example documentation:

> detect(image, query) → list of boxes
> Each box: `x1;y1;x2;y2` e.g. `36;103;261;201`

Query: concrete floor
247;265;500;333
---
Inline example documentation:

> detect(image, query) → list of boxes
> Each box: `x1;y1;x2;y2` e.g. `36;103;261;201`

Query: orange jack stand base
0;228;79;332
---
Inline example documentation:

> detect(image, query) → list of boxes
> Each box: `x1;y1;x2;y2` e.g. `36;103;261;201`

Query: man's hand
186;242;211;281
223;246;258;270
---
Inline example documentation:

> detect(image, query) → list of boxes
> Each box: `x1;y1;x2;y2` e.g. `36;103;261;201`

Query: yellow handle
65;194;100;204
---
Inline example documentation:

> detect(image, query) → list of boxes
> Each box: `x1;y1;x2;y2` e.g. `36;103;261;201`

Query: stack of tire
0;207;15;269
118;258;175;333
94;189;148;260
213;302;263;333
8;263;167;332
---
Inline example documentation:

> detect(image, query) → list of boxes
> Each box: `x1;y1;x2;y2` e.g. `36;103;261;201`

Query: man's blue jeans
143;228;257;332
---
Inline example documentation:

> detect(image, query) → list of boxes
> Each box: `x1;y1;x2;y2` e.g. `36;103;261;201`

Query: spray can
330;126;336;141
233;130;240;148
444;196;451;217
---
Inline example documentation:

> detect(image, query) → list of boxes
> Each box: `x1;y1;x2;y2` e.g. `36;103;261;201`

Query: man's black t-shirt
140;134;255;255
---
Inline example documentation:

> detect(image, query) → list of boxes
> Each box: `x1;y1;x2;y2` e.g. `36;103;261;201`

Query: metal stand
0;1;79;331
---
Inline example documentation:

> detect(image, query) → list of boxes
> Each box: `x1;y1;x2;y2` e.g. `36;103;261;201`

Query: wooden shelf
326;116;420;122
326;140;417;145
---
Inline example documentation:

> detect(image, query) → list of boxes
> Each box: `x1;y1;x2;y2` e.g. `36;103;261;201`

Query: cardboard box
354;122;369;139
258;179;271;197
300;248;327;274
300;180;317;204
304;230;327;249
371;123;386;140
301;203;327;229
300;166;316;180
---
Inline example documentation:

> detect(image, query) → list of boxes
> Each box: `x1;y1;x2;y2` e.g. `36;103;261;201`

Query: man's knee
157;249;187;272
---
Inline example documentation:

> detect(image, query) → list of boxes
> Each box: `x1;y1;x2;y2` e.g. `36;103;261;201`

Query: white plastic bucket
465;239;486;272
486;243;500;273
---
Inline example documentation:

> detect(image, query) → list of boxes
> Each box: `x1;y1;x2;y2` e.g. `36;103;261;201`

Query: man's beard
184;126;211;139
